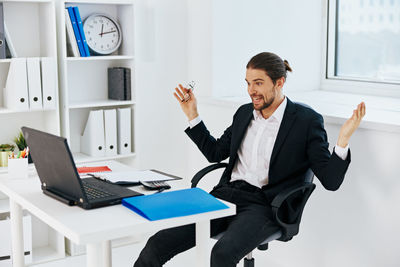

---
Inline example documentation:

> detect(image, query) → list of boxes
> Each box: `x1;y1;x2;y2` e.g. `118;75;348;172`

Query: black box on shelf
108;67;131;101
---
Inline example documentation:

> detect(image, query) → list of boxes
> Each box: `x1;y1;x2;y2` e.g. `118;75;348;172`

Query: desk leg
87;241;112;267
10;199;25;267
196;220;210;267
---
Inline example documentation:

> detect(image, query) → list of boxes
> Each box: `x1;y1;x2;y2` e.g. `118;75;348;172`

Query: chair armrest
191;162;229;188
271;182;316;241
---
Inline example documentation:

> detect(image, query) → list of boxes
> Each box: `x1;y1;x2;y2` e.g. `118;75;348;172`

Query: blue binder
66;7;85;57
73;6;90;57
122;188;229;221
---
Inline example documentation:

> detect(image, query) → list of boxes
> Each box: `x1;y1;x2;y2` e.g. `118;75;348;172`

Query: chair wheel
244;258;254;267
257;243;269;251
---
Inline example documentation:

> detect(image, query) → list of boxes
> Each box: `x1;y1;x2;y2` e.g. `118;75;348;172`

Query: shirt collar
253;96;287;123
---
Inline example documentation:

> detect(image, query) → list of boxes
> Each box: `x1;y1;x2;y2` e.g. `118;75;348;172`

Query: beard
252;95;275;111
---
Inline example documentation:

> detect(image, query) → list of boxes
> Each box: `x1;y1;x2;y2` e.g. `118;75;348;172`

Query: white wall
134;0;192;178
212;0;324;97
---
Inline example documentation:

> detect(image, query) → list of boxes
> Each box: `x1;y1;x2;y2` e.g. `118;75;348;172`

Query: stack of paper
90;170;178;183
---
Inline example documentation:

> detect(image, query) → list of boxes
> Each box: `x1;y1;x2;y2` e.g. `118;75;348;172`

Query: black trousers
134;181;280;267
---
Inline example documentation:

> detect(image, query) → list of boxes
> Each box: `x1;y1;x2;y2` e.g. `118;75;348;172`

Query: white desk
0;170;235;267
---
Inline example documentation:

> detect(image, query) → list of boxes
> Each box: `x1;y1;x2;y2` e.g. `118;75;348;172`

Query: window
327;0;400;84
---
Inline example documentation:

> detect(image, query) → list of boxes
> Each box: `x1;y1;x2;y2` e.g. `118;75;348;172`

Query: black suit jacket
185;98;351;203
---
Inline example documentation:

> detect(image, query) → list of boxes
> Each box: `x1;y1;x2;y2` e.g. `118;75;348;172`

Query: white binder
81;110;105;157
40;57;56;109
4;22;17;57
26;57;43;110
64;9;79;57
117;108;132;155
104;109;118;156
3;58;29;110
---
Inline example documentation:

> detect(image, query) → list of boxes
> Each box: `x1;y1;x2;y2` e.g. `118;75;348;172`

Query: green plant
0;144;15;152
13;131;27;151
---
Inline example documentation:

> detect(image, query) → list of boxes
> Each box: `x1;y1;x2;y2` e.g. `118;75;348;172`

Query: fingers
179;84;192;101
175;87;184;98
360;102;366;118
179;84;188;93
173;92;183;103
355;102;366;121
174;83;196;104
175;87;184;99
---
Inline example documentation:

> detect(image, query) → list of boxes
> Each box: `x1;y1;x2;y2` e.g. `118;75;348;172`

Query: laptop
22;127;142;209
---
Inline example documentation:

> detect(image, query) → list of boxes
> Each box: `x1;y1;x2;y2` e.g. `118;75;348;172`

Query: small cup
0;151;12;167
8;158;29;179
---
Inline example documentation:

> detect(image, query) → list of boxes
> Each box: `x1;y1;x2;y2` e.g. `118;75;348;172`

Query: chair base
244;258;254;267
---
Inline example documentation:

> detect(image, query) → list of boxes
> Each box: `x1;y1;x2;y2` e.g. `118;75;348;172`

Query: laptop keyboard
81;180;114;200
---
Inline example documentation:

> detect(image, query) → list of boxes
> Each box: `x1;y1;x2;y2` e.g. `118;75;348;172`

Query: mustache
251;94;264;98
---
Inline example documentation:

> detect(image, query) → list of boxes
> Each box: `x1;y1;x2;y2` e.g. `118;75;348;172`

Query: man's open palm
337;102;366;147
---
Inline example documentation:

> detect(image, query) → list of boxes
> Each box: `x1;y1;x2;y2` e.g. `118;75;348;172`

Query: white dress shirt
189;98;349;188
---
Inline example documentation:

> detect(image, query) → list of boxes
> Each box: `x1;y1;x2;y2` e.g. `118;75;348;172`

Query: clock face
83;14;122;55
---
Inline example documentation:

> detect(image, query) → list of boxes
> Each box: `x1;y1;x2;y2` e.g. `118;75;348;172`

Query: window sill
198;90;400;134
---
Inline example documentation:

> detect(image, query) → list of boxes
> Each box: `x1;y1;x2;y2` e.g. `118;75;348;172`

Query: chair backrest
273;169;315;241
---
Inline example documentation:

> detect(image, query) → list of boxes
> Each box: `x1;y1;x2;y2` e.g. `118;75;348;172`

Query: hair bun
283;59;293;72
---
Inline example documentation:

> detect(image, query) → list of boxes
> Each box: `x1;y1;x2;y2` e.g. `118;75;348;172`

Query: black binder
108;67;132;101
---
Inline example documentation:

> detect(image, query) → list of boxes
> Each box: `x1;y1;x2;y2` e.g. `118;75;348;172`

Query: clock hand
99;24;104;37
102;30;117;35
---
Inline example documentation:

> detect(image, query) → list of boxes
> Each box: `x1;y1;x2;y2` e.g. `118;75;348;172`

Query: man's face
245;68;283;111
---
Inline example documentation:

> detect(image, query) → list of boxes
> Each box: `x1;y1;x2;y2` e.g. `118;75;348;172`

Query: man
134;52;366;267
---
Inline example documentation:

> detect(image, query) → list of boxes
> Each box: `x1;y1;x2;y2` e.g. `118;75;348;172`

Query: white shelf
66;55;134;61
69;99;136;109
64;0;134;5
73;152;136;164
0;107;57;114
32;245;65;264
0;59;12;63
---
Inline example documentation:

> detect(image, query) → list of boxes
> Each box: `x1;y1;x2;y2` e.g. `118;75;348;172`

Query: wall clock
83;13;122;55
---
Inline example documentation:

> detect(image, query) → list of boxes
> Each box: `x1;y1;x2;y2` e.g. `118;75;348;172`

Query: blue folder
73;6;90;57
122;188;229;221
67;7;85;57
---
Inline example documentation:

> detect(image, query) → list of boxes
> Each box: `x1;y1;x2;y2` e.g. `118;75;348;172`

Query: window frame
321;0;400;98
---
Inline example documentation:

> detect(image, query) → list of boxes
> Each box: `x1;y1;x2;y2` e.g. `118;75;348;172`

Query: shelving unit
57;1;138;255
0;0;60;157
57;0;137;165
0;0;138;264
0;0;65;264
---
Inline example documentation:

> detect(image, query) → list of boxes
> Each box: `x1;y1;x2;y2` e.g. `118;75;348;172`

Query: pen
114;181;141;186
154;188;165;194
183;81;196;102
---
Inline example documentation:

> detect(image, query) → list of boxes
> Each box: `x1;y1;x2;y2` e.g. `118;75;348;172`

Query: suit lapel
270;98;297;167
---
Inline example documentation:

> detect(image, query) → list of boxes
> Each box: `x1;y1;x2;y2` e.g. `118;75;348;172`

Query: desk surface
0;168;235;245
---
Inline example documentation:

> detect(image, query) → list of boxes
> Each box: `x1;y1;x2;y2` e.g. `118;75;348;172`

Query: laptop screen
22;127;85;203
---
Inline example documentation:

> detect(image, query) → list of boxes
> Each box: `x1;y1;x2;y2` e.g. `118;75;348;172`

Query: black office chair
191;162;316;267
